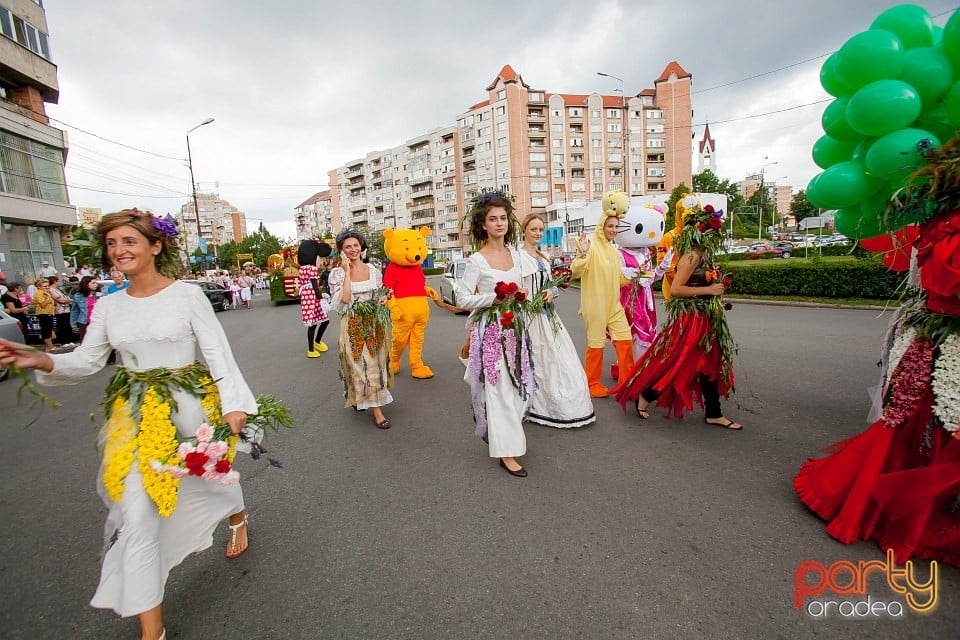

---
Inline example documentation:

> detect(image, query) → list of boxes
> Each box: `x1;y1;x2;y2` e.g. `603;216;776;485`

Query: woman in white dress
0;209;258;640
456;193;536;477
327;229;394;428
519;214;596;428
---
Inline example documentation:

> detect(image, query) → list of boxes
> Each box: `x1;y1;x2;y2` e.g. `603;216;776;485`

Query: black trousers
641;374;722;419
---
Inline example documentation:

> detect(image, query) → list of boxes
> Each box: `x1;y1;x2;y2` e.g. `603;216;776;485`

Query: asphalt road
0;285;957;639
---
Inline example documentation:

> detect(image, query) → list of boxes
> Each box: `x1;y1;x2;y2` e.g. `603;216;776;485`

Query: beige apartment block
327;126;460;260
320;62;691;258
177;192;248;251
295;190;334;240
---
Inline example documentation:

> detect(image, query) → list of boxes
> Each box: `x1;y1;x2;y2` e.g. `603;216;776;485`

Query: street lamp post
758;157;778;241
186;117;215;271
597;72;628;195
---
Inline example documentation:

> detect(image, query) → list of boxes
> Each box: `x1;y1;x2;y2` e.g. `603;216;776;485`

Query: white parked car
437;259;468;309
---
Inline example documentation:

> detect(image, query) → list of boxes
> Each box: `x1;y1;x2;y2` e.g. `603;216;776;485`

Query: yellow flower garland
137;387;182;516
101;397;137;502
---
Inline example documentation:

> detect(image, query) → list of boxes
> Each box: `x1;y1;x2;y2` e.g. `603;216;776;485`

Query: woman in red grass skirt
794;146;960;566
614;203;741;430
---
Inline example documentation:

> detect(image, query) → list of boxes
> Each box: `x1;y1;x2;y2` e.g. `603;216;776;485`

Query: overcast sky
44;0;958;239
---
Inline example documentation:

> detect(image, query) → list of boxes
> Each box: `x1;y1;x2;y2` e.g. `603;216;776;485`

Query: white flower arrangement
931;333;960;434
885;326;917;392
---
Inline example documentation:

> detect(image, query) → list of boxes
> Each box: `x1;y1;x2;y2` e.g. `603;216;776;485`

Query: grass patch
725;293;892;307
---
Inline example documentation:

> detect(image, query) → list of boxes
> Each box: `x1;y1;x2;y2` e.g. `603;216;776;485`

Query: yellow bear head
383;226;431;266
602;190;630;219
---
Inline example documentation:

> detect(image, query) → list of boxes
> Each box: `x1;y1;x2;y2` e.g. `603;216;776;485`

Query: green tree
238;228;283;268
362;228;386;261
665;182;691;226
790;189;818;225
215;240;239;272
61;226;100;270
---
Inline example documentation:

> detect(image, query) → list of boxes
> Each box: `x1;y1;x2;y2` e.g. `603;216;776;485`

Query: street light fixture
758;157;778;241
186;117;215;271
597;72;629;195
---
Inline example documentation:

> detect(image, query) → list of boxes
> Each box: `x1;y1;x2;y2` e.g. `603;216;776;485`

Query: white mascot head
615;203;668;251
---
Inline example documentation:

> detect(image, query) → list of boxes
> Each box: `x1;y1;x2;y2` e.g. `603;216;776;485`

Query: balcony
346;166;363;179
411;188;434;200
527;111;545;121
347;198;368;211
352;211;369;223
408;174;432;186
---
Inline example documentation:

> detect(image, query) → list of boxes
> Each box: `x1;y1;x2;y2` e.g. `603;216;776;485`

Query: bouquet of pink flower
151;423;240;485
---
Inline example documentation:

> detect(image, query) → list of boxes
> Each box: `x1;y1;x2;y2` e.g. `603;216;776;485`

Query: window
608;153;622;162
591;139;602;148
610;181;622;191
607;138;621;148
551;154;564;164
570;153;583;163
497;121;507;131
0;9;51;60
530;167;547;176
593;183;604;193
495;106;505;115
609;168;622;177
647;139;665;148
497;90;506;100
497;137;507;148
0;131;67;202
592;168;603;177
4;222;55;282
570;138;583;147
552;168;564;178
458;115;475;127
531;181;548;192
648;167;666;177
478;126;491;137
646;124;664;134
608;123;621;133
590;124;602;133
552;139;563;148
551;109;562;118
607;109;620;118
572;181;585;192
568;108;582;117
529;152;546;162
648;109;663;119
590;109;601;118
528;92;543;102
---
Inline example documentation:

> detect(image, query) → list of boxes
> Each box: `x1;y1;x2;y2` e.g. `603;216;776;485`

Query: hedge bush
720;260;902;299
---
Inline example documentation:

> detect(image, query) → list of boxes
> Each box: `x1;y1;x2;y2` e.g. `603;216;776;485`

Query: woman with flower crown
614;202;741;430
519;213;595;429
456;193;536;477
794;139;960;567
0;209;258;640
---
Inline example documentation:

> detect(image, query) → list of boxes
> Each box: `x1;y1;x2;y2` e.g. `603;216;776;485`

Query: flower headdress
674;204;726;261
464;190;519;250
152;213;179;239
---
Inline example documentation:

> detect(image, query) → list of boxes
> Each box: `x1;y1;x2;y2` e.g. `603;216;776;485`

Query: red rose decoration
514;291;527;302
506;282;519;295
215;460;232;473
494;281;509;300
185;451;209;476
704;205;714;213
499;311;515;327
722;276;733;288
698;222;707;232
708;217;723;230
916;209;960;299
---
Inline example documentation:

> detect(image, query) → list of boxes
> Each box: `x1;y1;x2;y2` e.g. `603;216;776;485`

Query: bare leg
138;604;163;640
225;510;249;558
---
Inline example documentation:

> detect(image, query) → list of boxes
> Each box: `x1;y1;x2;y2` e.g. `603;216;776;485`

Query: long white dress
520;250;596;428
455;249;534;458
36;281;258;617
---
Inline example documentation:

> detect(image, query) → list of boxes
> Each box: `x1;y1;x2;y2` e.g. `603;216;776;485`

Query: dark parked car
184;280;233;312
747;243;787;259
771;241;795;257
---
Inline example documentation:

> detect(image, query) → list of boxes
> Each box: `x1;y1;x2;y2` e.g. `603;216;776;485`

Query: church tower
697;123;717;174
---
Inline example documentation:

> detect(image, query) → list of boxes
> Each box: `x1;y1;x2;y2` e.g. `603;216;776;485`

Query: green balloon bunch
807;4;960;238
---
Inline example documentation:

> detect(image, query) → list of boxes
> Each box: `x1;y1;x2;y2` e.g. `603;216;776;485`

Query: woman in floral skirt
794;140;960;566
456;193;536;477
0;209;258;640
614;204;741;430
328;229;394;429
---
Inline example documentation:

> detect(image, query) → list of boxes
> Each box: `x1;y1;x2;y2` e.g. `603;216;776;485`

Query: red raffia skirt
793;385;960;567
614;307;733;418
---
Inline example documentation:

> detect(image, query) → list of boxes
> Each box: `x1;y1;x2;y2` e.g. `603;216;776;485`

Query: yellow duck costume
571;190;635;397
382;226;440;379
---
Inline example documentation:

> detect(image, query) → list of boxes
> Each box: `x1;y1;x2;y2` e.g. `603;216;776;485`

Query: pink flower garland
882;339;934;429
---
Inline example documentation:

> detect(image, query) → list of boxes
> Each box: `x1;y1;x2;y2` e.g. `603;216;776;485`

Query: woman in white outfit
0;209;258;640
519;214;596;428
456;193;535;477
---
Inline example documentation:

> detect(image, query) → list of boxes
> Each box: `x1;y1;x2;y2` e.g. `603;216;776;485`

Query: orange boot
613;340;635;387
584;347;609;397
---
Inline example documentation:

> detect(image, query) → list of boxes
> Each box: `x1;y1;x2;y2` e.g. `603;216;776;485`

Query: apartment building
0;0;74;282
177;192;248;252
741;175;793;229
295;190;333;240
320;62;691;258
327;126;461;260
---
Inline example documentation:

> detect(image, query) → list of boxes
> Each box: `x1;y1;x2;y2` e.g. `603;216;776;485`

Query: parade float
268;245;302;303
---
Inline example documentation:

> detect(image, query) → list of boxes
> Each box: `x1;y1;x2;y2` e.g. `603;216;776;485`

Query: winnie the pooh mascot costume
571;190;635;397
382;226;440;379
